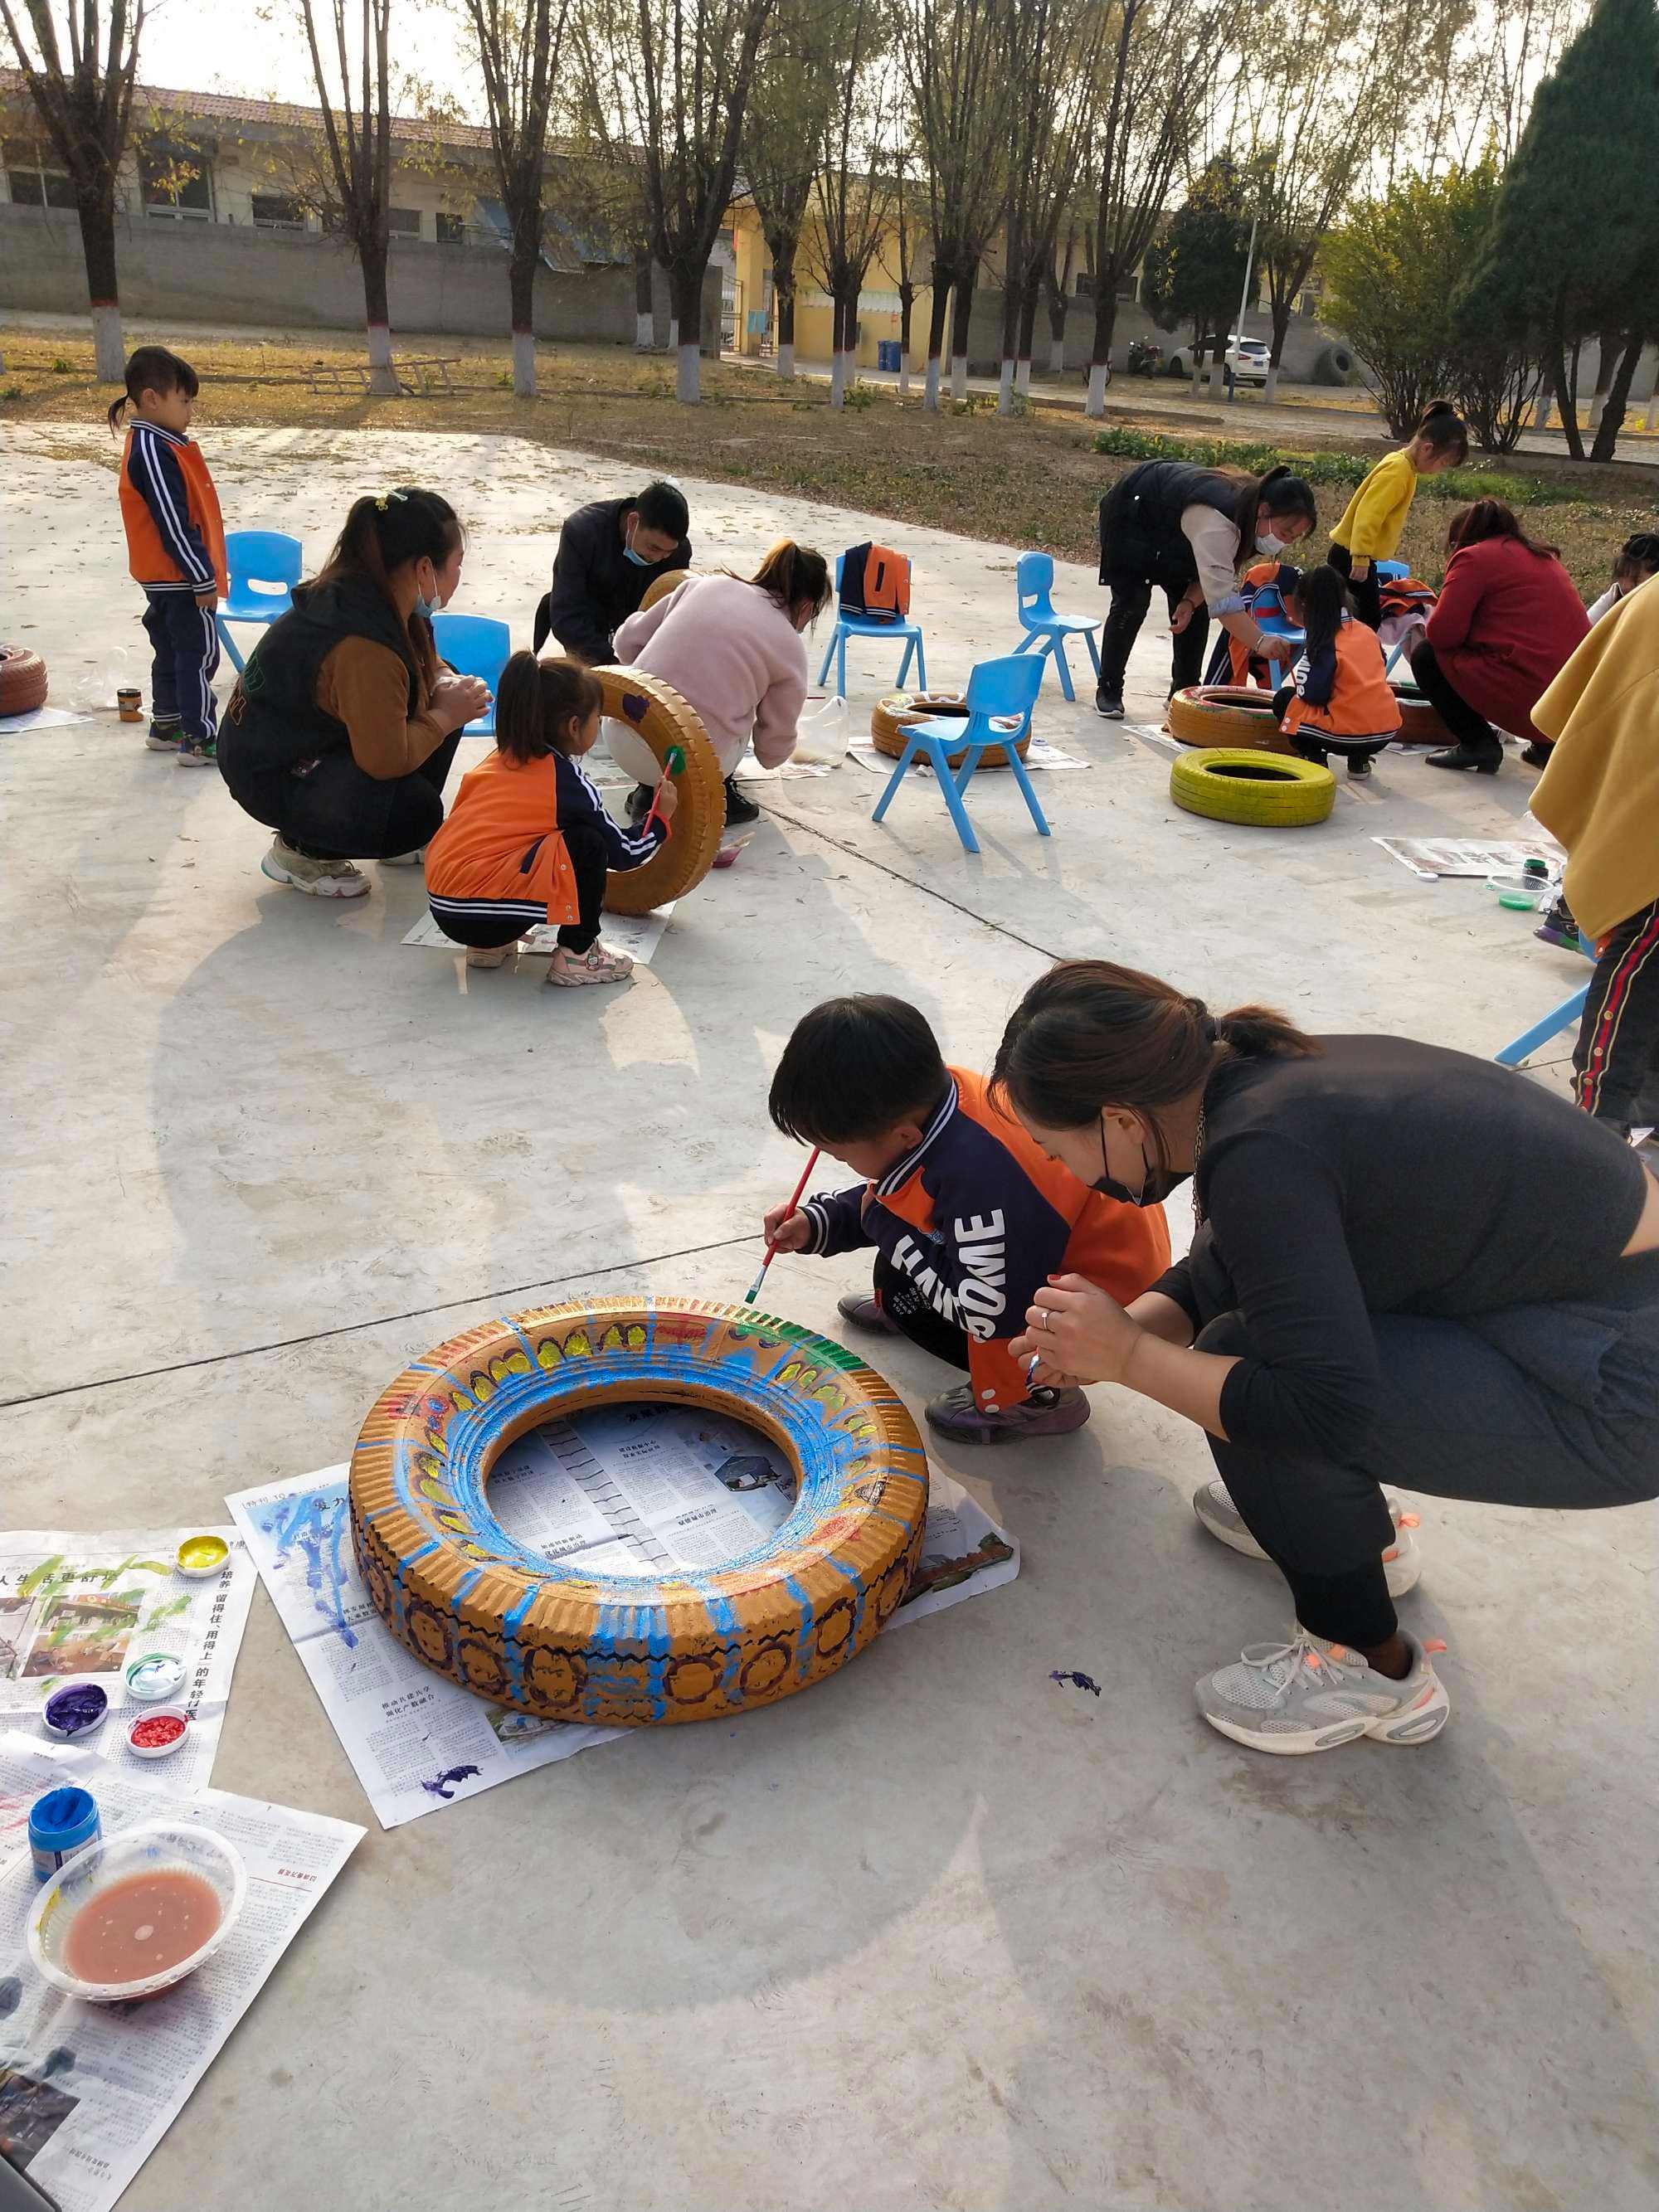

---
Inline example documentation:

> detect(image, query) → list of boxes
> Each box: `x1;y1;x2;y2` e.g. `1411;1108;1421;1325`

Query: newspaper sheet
401;903;675;965
227;1401;1019;1830
1374;834;1564;881
0;1732;363;2212
0;1533;256;1799
846;737;1089;775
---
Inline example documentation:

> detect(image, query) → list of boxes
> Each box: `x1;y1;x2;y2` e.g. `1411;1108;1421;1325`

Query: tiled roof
1;69;498;152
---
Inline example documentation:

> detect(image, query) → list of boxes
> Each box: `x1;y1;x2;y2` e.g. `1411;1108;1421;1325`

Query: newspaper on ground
1374;835;1564;881
0;1730;363;2212
732;757;835;782
401;903;674;965
0;706;88;737
0;1531;256;1798
846;735;1088;775
227;1402;1019;1830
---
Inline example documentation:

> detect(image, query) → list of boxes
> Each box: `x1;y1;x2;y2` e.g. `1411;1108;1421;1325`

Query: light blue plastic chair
1495;935;1595;1067
1255;611;1306;691
1010;552;1102;701
431;611;510;737
216;530;303;673
872;653;1047;856
1374;557;1416;675
817;551;927;699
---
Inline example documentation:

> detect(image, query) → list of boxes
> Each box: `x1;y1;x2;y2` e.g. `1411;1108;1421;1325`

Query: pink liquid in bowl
63;1869;221;1986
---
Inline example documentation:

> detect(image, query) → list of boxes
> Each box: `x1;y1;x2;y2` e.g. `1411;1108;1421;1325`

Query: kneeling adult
219;488;487;898
532;479;692;662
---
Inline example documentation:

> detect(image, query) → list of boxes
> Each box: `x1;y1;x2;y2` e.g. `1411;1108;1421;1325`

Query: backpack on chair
840;542;911;625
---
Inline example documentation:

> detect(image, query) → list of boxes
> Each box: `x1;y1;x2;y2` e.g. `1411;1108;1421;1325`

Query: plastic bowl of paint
124;1652;187;1704
175;1534;229;1580
125;1707;190;1760
1486;868;1549;912
28;1820;246;2003
41;1680;109;1741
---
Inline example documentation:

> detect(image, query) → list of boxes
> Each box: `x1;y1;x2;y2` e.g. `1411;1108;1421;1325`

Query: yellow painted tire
350;1297;930;1727
637;567;695;614
870;690;1029;771
592;666;724;915
1166;684;1292;754
1170;747;1336;827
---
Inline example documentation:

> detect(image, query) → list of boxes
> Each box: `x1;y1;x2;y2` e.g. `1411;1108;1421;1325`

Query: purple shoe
836;1292;896;1334
925;1383;1091;1446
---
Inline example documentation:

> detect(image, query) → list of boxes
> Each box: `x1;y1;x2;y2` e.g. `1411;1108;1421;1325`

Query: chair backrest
965;652;1045;735
225;530;304;591
431;612;511;691
1015;552;1055;614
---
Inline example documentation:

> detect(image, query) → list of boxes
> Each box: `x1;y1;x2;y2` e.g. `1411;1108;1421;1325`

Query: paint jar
28;1787;100;1884
126;1707;190;1760
175;1534;229;1580
124;1652;187;1705
117;687;143;722
41;1680;109;1741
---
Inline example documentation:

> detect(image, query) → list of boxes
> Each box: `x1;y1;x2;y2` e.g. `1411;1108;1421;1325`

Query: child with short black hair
762;994;1171;1445
1272;562;1402;780
109;345;226;765
424;651;675;988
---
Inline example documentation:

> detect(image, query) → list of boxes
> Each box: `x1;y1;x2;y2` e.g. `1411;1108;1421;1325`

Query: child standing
109;347;226;766
1272;562;1402;780
424;653;675;989
760;994;1170;1445
1328;401;1467;630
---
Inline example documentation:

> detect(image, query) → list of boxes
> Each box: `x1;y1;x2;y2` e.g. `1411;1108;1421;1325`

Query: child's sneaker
547;944;634;988
836;1292;897;1334
465;943;517;970
1346;753;1373;779
176;737;216;767
1535;895;1579;950
925;1383;1091;1445
260;835;368;898
1195;1626;1449;1754
145;719;182;752
1193;1478;1422;1596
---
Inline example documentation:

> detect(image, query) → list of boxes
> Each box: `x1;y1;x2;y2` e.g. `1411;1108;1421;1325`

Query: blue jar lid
28;1786;99;1855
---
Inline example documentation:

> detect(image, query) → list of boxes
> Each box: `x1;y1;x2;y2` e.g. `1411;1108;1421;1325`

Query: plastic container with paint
28;1820;246;2003
41;1680;109;1741
124;1652;187;1705
175;1534;229;1580
27;1786;100;1884
125;1707;190;1761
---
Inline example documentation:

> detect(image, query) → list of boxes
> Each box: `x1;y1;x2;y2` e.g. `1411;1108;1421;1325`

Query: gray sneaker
925;1383;1091;1446
1193;1478;1423;1597
1195;1627;1449;1756
836;1292;895;1334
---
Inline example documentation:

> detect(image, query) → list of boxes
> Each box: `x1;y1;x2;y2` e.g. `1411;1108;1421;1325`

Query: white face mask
1257;531;1286;557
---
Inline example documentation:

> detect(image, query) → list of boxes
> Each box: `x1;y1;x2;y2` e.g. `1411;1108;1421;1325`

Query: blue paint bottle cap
28;1786;100;1862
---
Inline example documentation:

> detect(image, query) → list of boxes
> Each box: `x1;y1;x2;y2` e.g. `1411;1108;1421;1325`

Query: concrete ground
3;421;1655;2212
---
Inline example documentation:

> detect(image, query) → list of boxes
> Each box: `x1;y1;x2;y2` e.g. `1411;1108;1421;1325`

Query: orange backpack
839;542;911;625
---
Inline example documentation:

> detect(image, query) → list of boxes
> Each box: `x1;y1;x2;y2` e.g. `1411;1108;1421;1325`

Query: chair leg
913;632;927;688
837;634;848;699
1494;986;1590;1067
1005;748;1051;837
935;750;981;854
896;634;916;690
1082;627;1102;681
1052;634;1075;702
216;616;245;675
816;627;836;687
872;741;918;823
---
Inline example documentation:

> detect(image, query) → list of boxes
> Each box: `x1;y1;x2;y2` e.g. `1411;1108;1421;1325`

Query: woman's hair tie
375;489;408;513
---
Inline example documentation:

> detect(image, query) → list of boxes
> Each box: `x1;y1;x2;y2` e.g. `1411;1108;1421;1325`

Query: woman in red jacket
1411;501;1589;775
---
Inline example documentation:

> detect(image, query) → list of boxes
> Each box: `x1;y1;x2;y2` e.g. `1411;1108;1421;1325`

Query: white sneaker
465;942;517;969
1196;1626;1450;1755
1193;1478;1423;1597
260;835;368;899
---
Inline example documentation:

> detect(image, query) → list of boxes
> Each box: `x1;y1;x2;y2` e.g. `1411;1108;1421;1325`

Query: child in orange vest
109;347;227;766
1272;563;1401;780
424;653;677;989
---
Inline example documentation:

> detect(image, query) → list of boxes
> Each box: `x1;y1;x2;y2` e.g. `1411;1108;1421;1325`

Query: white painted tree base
777;343;795;379
635;313;654;351
950;356;967;401
1014;357;1031;396
997;358;1015;413
1048;338;1066;377
91;302;124;384
366;323;398;398
511;330;536;397
1084;362;1108;418
925;360;941;411
830;352;847;407
676;343;700;403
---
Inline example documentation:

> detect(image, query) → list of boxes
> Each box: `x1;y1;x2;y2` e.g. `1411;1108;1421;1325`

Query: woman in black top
995;960;1659;1757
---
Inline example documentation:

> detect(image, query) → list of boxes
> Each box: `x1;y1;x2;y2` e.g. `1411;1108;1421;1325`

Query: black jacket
1097;461;1243;587
220;574;423;778
537;496;693;661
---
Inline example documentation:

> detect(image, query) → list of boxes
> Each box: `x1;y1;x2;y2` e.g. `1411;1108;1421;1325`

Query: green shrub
51;357;71;373
1090;424;1569;504
2;384;22;401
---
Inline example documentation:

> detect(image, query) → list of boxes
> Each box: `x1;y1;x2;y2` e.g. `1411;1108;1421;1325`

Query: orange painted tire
1165;685;1292;754
638;567;695;614
869;689;1030;770
350;1296;930;1727
0;645;47;717
593;665;723;915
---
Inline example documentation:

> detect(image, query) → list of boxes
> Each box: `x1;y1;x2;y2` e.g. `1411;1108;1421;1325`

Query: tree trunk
76;194;125;382
950;268;976;400
1085;286;1118;419
1590;332;1645;463
360;240;398;397
1587;332;1614;430
1015;281;1038;394
669;264;703;403
1553;332;1584;461
1264;302;1291;403
829;294;849;407
898;284;914;396
634;250;654;350
508;245;538;396
924;265;951;411
997;275;1019;414
1047;276;1069;377
776;283;795;378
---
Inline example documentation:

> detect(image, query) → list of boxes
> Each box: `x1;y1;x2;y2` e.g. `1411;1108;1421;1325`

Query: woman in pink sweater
613;540;831;824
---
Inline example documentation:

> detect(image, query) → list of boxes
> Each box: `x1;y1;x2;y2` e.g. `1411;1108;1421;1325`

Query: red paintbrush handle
762;1146;821;1261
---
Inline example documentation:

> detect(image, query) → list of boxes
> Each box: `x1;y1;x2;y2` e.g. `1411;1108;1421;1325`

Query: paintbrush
746;1147;821;1305
643;743;685;834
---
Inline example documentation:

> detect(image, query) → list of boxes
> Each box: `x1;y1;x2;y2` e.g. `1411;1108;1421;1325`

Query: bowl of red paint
27;1820;246;2003
125;1706;190;1759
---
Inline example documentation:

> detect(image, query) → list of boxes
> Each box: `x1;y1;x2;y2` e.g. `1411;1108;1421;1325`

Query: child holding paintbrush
425;651;675;987
758;996;1171;1445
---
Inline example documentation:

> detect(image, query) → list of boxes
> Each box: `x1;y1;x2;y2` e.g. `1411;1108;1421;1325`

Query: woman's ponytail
746;538;832;620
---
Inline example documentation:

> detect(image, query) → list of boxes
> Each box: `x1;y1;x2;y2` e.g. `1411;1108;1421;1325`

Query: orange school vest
1282;619;1402;741
424;751;581;925
118;428;228;593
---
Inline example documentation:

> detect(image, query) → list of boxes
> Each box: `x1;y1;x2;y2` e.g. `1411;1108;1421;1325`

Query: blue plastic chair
1495;935;1595;1067
431;611;510;737
817;552;927;699
1010;552;1102;701
872;653;1047;856
1373;557;1415;675
1256;613;1306;691
216;530;304;673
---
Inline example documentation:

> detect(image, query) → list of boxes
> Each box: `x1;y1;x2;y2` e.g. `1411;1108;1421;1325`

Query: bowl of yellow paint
175;1534;229;1581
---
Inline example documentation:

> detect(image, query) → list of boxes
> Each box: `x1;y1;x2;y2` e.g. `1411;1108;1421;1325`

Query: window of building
139;139;212;221
251;193;305;231
435;211;466;245
5;139;76;210
387;207;421;236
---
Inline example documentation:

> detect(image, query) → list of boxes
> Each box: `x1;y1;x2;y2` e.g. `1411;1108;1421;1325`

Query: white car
1225;335;1272;385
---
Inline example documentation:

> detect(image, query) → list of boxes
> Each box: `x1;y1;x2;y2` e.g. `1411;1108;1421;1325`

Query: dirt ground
3;319;1654;595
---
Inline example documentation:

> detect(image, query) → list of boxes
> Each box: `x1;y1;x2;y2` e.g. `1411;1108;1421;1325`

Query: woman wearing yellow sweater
1329;401;1468;629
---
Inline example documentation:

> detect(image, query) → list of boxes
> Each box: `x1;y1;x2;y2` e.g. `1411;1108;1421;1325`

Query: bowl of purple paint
41;1680;110;1742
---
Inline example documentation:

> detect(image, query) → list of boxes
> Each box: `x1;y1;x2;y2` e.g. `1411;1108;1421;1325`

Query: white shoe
260;836;368;899
1193;1478;1423;1597
1196;1626;1450;1755
381;847;426;866
465;942;517;969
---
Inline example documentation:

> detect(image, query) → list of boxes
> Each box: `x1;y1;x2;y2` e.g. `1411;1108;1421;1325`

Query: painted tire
638;567;695;614
1170;747;1335;827
1166;684;1292;755
592;666;724;916
0;645;47;717
350;1297;930;1728
1389;682;1452;744
870;689;1029;770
